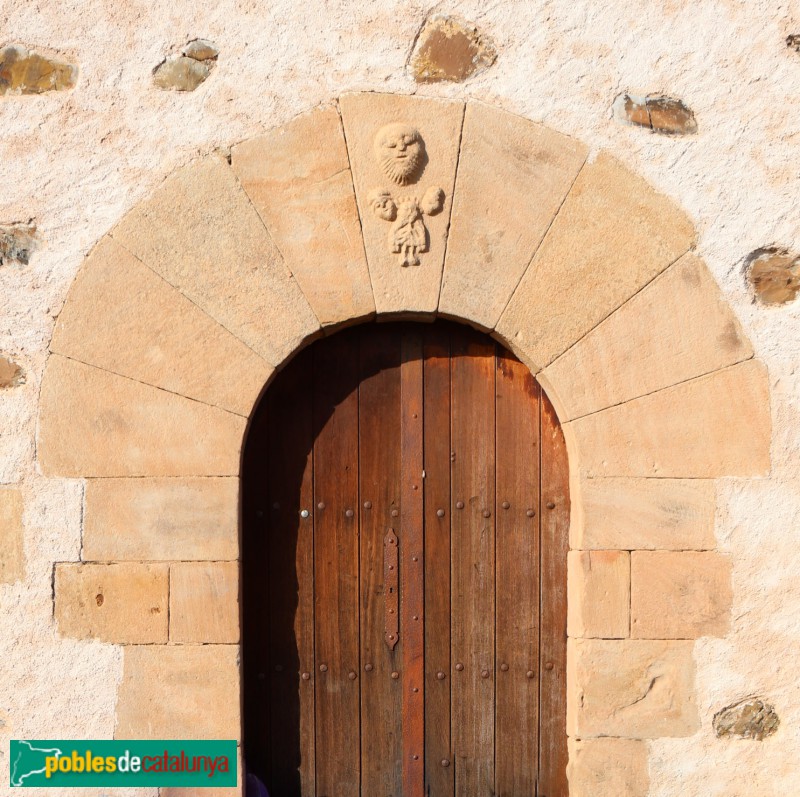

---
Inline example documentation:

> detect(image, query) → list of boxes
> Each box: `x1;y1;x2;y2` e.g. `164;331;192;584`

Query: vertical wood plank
313;331;361;797
401;329;425;797
539;392;570;797
359;326;403;795
423;327;454;797
266;349;316;795
450;331;496;797
494;352;540;797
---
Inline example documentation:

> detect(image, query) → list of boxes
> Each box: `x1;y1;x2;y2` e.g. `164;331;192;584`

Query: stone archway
39;93;770;796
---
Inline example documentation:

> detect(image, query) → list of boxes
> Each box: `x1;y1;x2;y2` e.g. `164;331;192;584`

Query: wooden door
242;321;569;797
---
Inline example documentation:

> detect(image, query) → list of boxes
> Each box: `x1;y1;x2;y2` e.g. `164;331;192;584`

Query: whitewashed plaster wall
0;1;799;794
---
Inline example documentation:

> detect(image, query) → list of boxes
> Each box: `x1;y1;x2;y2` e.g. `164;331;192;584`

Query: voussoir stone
339;92;464;316
83;477;239;561
540;253;753;421
631;551;732;639
568;550;630;639
110;155;320;365
496;152;696;370
116;645;240;739
568;638;699;738
567;737;649;797
232;107;374;327
567;359;771;478
572;477;716;550
170;561;239;643
51;236;273;416
55;562;168;644
0;488;24;584
38;356;245;477
439;102;587;329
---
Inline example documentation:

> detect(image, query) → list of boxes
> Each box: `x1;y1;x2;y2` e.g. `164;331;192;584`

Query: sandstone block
408;15;497;83
51;236;272;416
572;477;716;550
568;638;699;737
55;563;168;643
339;92;464;315
116;645;240;739
568;550;629;639
631;551;732;639
232;107;374;327
0;489;24;584
83;477;239;561
39;356;245;477
496;152;695;370
541;253;753;420
110;156;319;365
170;561;239;643
439;102;587;328
567;360;770;478
567;737;649;797
0;45;77;94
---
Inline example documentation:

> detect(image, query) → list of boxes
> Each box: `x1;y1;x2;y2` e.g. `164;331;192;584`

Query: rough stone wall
1;1;799;795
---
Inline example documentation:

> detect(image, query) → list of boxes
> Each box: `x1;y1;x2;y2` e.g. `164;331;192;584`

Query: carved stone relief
368;123;445;266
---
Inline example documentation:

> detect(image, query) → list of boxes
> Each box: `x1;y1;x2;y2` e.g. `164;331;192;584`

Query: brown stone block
83;477;239;561
496;152;695;370
116;645;240;739
631;551;732;639
439;102;587;329
339;92;464;315
38;356;245;477
51;236;272;416
567;638;699;737
568;550;630;639
572;477;716;550
232;107;375;327
55;563;168;644
170;562;239;643
541;253;753;421
110;156;319;365
567;737;649;797
0;488;24;584
567;360;771;478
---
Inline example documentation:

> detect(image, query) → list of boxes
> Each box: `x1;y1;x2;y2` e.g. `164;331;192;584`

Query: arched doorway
242;320;570;797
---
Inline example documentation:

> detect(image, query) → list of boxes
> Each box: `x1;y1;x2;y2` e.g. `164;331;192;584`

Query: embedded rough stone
631;551;732;639
232;107;375;327
613;92;698;134
339;92;464;315
182;39;219;62
0;356;25;388
713;698;780;740
153;41;218;91
170;561;239;643
110;156;320;365
572;477;716;551
745;247;800;305
38;356;245;477
567;737;649;797
116;645;240;739
496;152;695;370
568;638;699;738
51;236;273;415
55;563;169;644
540;253;753;421
439;101;587;329
567;359;771;478
786;34;800;52
409;15;497;83
568;550;630;639
83;478;239;561
0;222;37;266
0;489;24;584
0;45;77;95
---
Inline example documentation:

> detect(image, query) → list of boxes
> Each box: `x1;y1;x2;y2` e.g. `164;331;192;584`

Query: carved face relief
374;123;425;185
